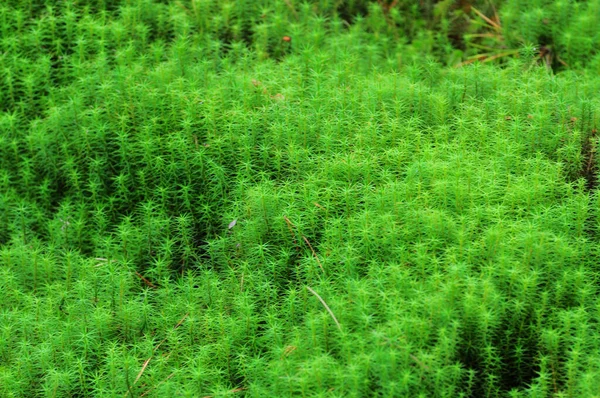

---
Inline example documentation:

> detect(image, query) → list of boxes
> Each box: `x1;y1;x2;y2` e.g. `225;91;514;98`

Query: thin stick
306;286;341;331
303;236;324;272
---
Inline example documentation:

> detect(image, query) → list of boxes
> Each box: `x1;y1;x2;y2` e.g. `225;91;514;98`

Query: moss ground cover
1;1;600;397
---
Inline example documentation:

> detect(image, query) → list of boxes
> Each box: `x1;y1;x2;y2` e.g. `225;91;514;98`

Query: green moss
1;1;600;397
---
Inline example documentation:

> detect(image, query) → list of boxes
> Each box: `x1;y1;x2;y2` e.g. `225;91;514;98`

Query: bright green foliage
2;1;600;397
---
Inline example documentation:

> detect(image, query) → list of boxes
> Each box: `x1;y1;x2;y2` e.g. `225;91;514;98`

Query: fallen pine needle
134;357;152;384
306;286;341;331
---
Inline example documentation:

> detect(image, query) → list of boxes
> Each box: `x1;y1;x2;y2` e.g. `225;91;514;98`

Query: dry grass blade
456;50;520;67
123;357;153;397
471;6;501;32
490;1;500;27
306;286;341;331
134;357;152;384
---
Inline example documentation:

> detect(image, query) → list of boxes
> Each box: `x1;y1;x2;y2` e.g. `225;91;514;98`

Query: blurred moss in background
3;0;599;73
